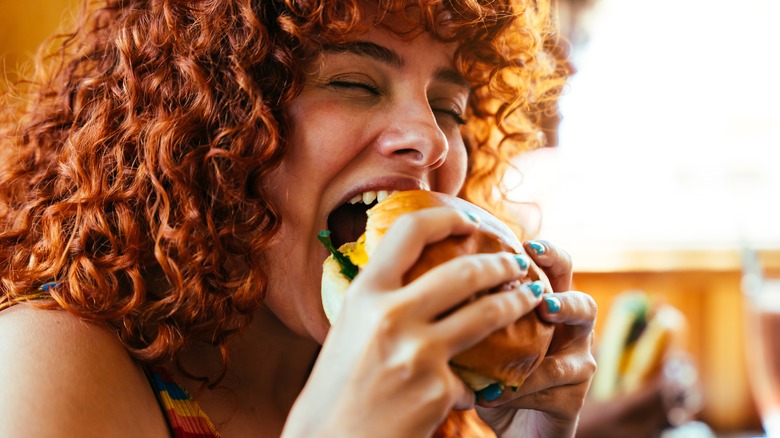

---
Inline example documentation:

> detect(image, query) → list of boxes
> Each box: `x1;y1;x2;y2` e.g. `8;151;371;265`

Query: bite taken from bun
320;190;554;397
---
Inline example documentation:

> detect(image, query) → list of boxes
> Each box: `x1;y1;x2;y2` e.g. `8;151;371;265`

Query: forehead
314;28;468;90
298;1;500;86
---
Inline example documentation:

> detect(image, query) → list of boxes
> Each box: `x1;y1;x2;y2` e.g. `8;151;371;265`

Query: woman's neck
174;305;320;436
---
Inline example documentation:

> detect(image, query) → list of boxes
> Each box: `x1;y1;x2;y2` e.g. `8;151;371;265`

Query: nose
374;104;449;170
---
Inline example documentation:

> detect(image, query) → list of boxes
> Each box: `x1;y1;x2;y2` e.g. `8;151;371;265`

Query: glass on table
742;248;780;438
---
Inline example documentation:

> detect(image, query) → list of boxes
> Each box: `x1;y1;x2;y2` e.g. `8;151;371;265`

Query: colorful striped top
145;366;221;438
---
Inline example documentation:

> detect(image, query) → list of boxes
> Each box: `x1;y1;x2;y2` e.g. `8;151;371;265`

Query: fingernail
528;280;545;297
478;384;502;402
545;296;561;313
464;211;479;223
527;240;546;255
514;254;529;270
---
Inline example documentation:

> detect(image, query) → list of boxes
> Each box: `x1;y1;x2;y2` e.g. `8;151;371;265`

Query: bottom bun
450;306;554;390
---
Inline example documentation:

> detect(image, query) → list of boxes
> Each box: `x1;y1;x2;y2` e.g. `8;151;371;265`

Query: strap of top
145;366;222;438
0;282;58;311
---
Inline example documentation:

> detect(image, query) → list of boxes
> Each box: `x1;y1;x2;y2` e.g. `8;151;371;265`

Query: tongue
327;203;370;248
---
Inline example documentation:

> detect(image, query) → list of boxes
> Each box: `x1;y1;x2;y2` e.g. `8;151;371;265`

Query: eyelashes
327;80;380;95
327;80;467;126
434;108;467;126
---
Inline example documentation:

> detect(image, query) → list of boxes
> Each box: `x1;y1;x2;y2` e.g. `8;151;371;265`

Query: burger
319;190;554;396
590;291;687;401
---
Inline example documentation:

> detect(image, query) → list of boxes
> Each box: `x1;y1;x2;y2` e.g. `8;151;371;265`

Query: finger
361;207;478;289
434;282;544;356
537;291;597;337
477;379;592;419
523;240;573;292
401;252;533;319
479;347;596;409
539;291;597;353
451;374;478;410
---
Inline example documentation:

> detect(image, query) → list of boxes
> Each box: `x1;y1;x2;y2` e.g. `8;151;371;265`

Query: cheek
440;138;469;193
285;100;363;174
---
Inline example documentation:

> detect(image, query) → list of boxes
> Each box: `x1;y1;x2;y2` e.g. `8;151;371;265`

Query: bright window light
510;0;780;256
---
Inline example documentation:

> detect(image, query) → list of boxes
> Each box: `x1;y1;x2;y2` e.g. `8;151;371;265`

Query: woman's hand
475;240;598;438
283;207;545;438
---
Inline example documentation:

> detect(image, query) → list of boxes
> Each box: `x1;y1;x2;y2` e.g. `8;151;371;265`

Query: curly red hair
0;0;569;367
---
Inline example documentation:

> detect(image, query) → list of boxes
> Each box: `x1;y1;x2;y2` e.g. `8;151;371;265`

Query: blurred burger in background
578;291;706;438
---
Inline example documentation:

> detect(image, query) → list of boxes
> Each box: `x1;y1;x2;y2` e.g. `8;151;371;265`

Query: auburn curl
0;0;570;366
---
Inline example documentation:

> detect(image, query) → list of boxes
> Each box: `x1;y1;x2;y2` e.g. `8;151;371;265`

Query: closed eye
328;80;380;96
433;108;467;126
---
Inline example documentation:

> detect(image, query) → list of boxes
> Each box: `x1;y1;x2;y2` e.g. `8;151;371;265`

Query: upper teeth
348;190;398;205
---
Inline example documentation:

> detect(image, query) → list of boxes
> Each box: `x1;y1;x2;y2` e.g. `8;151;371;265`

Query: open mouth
326;190;396;248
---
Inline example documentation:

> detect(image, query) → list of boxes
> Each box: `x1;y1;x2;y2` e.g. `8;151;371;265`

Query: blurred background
2;0;778;436
0;0;79;91
510;0;780;436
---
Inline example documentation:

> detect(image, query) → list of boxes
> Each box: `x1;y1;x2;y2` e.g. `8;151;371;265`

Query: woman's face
263;25;469;343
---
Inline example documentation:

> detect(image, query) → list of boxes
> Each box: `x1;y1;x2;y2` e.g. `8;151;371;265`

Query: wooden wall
572;249;780;433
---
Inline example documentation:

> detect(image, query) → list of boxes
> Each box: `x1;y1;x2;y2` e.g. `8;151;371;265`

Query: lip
332;177;430;210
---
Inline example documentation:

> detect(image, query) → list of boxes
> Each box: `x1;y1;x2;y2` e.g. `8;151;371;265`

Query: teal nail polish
528;241;545;255
529;281;544;297
514;254;529;270
545;296;561;313
478;384;502;402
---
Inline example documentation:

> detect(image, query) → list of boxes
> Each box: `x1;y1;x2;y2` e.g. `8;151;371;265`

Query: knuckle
482;292;527;324
586;295;598;319
501;289;526;316
371;297;413;336
546;357;570;383
415;371;457;412
376;303;408;336
455;258;484;285
482;299;503;321
515;284;536;305
532;388;554;406
584;352;598;376
580;294;599;330
377;314;399;337
385;358;415;383
429;375;453;401
482;294;513;322
497;253;517;275
558;248;573;270
385;340;436;379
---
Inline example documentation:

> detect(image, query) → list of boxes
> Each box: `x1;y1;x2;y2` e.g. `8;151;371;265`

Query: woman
0;0;596;436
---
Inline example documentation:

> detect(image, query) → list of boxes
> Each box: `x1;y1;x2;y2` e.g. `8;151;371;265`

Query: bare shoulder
0;304;169;437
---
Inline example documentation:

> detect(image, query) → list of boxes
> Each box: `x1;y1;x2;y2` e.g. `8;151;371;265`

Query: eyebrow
434;67;471;91
323;41;471;90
